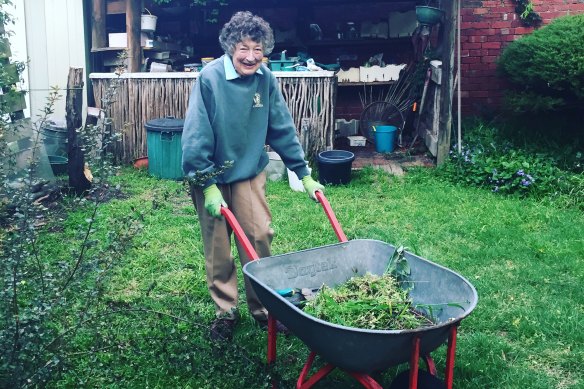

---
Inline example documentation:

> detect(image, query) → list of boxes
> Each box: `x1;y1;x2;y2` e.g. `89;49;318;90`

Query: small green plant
512;0;542;27
184;160;234;187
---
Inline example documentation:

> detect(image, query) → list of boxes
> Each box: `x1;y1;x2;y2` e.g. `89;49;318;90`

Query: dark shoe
209;318;236;341
257;319;291;336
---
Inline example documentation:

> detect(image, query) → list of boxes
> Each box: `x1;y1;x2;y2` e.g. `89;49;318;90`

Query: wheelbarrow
221;192;478;389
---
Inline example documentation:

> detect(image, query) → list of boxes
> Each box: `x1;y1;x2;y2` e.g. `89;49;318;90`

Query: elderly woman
182;11;324;341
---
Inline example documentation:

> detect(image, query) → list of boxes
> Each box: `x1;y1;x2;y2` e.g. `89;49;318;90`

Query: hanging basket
415;6;444;26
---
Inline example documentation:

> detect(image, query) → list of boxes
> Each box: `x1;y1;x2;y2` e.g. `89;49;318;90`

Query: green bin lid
145;116;185;132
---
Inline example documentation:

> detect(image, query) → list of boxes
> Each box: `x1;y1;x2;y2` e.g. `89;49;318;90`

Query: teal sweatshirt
182;55;310;187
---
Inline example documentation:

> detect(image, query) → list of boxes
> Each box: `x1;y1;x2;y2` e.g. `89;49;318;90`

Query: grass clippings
303;272;433;331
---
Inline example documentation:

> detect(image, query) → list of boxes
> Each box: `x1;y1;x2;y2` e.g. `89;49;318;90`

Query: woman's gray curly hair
219;11;275;56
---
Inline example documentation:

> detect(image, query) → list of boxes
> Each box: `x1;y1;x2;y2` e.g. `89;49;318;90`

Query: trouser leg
229;173;273;322
192;186;238;320
191;173;273;321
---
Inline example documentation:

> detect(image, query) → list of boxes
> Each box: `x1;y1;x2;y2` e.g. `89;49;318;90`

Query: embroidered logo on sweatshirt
253;93;263;108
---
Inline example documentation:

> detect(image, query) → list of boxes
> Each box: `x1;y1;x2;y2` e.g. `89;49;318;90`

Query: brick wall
460;0;584;115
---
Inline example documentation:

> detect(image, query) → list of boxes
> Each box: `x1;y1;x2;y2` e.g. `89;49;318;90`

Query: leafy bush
438;122;584;210
497;14;584;115
0;4;137;383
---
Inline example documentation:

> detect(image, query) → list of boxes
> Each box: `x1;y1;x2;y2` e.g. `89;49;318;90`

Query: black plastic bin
317;150;355;185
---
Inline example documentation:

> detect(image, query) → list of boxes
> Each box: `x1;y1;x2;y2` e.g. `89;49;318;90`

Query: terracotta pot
133;157;148;169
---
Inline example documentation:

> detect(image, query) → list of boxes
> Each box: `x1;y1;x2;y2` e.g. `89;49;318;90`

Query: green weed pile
303;273;433;331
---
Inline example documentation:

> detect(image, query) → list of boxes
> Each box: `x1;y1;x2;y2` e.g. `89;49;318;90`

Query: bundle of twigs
359;64;417;113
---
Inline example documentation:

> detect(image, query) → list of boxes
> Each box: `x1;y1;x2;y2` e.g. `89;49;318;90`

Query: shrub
438;122;584;210
497;14;584;142
498;14;584;110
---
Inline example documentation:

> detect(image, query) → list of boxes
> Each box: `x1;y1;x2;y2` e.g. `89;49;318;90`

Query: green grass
42;166;583;388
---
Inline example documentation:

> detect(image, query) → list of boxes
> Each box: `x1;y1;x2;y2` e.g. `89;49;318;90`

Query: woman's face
232;38;264;77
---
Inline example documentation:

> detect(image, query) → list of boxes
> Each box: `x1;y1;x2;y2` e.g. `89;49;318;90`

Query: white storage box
336;119;359;137
336;67;360;83
108;33;127;48
360;64;407;83
347;135;367;146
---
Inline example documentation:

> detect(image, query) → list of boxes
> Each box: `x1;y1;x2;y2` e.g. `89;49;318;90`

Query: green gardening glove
203;184;227;218
301;176;325;202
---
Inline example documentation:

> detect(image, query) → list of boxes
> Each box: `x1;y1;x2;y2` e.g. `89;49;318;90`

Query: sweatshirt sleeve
265;74;310;180
181;77;217;188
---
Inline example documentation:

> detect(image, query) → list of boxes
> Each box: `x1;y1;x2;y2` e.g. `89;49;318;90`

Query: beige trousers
191;172;272;322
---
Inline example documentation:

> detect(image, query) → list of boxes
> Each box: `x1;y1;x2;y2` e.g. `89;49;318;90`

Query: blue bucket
373;125;397;153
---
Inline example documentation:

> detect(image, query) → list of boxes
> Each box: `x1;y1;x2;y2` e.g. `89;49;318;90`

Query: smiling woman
231;39;264;77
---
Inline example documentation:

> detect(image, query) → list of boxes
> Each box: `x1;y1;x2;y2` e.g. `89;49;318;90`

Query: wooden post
436;0;457;165
66;68;91;195
91;0;107;50
126;0;142;72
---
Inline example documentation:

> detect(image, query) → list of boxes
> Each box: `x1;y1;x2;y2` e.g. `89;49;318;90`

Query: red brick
474;8;489;15
514;26;534;35
462;56;482;64
487;35;503;42
491;21;513;29
468;35;487;43
463;42;482;50
482;41;501;49
469;90;489;98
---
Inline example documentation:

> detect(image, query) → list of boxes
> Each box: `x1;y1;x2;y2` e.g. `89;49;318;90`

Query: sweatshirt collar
224;54;263;80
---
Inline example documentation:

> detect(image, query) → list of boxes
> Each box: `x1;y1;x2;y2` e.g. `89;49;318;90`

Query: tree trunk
66;67;91;195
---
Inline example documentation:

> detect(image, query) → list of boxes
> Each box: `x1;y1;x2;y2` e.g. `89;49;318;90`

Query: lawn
23;166;584;388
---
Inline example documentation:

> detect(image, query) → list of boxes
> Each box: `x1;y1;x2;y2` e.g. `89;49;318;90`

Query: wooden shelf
304;37;410;47
338;81;395;86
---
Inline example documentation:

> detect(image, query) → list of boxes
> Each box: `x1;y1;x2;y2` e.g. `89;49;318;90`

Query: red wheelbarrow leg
296;352;384;389
347;372;384;389
297;352;336;389
408;336;421;389
444;325;458;389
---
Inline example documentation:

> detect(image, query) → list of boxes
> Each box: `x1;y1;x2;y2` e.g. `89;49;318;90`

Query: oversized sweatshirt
181;55;310;187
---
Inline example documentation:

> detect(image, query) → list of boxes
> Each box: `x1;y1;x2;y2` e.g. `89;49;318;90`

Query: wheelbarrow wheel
389;369;446;389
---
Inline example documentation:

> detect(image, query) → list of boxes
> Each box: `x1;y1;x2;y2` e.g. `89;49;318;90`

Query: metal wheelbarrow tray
243;238;478;373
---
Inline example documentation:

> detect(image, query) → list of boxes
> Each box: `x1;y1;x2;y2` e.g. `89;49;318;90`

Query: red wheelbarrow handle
221;206;260;261
315;191;348;243
220;191;348;262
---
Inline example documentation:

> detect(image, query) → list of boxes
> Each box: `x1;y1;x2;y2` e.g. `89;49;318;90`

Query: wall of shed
460;0;584;116
16;0;87;123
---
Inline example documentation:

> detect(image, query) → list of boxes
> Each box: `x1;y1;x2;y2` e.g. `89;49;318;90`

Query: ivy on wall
513;0;542;27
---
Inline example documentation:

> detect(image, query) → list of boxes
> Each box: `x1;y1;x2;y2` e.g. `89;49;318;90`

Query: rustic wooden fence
90;72;336;164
